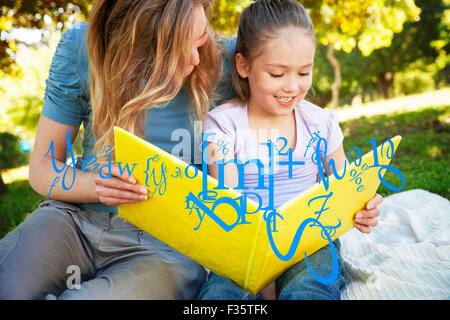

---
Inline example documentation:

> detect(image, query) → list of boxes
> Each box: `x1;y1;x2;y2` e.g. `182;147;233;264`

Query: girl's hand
94;163;148;206
354;193;383;234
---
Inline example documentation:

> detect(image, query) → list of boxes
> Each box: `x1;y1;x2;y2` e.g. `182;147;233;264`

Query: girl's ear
235;53;250;79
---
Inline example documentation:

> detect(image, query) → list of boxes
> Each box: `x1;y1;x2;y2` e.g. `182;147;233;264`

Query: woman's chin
184;65;195;78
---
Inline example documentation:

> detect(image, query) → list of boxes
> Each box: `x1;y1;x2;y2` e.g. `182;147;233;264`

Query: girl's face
185;5;208;77
236;27;315;117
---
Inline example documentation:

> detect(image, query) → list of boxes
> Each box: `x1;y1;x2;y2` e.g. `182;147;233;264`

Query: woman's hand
354;193;383;234
94;163;149;206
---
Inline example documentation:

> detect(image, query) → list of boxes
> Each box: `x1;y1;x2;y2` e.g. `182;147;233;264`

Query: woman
0;0;232;300
0;0;381;300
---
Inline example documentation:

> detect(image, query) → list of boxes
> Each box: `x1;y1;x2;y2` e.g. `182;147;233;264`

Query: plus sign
277;148;305;179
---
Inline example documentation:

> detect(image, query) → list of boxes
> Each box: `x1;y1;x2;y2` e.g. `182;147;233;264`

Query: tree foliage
300;0;422;107
300;0;421;55
0;131;27;194
210;0;252;35
0;0;90;74
327;0;449;100
0;131;26;170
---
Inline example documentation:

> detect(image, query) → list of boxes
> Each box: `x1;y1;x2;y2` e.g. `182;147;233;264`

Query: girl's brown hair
233;0;315;102
87;0;221;154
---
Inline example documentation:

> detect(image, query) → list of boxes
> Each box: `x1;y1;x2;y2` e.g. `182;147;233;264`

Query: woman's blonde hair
87;0;221;155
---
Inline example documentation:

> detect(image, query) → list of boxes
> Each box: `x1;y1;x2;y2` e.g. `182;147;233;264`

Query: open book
114;126;401;296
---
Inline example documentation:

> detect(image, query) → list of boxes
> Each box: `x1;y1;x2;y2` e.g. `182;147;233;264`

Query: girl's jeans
198;240;346;300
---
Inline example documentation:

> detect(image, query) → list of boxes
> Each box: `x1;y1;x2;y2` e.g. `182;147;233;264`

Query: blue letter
367;138;405;191
44;129;77;191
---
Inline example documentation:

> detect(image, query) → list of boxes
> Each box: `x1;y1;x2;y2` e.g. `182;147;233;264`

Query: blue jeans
197;240;345;300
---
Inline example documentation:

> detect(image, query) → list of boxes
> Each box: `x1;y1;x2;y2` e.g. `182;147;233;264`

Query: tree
301;0;421;107
366;0;449;98
210;0;252;35
0;0;90;75
334;0;449;100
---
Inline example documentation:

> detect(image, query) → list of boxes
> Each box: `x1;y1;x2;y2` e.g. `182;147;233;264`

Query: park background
0;0;449;239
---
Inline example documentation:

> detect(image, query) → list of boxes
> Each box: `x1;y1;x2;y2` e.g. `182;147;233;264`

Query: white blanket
340;189;450;300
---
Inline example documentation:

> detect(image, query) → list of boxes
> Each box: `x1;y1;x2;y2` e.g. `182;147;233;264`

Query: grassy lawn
0;105;448;239
0;180;45;238
341;105;449;199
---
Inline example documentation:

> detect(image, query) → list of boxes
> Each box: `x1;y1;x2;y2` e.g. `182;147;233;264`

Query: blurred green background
0;0;449;238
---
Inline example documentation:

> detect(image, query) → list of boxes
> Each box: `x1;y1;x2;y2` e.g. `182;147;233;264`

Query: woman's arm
30;24;149;206
29;115;147;205
29;115;96;202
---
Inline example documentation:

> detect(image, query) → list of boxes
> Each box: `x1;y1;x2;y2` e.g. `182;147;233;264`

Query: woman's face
185;5;208;77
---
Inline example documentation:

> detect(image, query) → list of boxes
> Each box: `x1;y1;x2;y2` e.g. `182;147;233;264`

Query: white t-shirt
203;99;344;209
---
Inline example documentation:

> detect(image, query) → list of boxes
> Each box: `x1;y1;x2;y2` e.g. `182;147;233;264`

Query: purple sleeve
203;110;236;152
326;110;344;155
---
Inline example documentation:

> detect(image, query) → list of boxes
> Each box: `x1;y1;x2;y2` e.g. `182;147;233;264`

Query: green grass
0;105;448;239
0;180;45;238
341;105;449;199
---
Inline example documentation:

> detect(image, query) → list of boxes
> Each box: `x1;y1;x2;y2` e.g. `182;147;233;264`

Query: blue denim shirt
41;21;236;214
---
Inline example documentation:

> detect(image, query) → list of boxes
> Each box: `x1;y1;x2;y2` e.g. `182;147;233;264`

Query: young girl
199;0;382;300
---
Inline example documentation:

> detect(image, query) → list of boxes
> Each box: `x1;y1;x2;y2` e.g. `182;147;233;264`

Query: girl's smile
275;95;296;106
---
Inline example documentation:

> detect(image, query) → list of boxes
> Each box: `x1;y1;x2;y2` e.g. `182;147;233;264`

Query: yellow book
114;126;402;296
